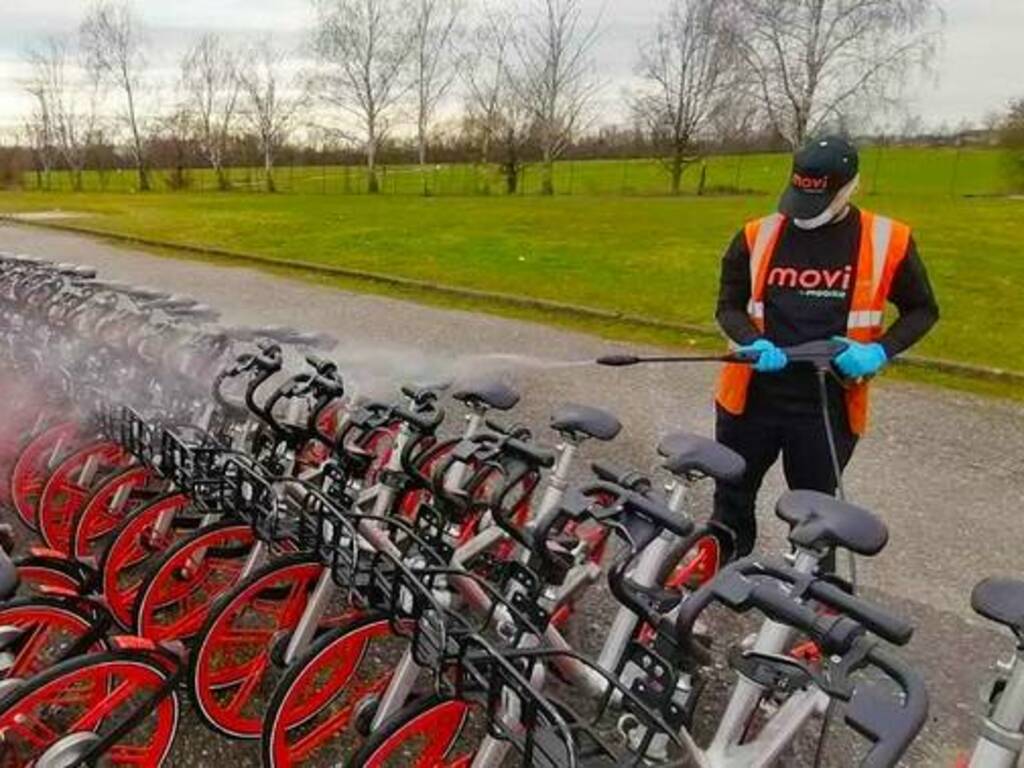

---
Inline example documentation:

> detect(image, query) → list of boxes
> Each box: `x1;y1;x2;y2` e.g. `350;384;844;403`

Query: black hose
813;699;838;768
816;368;856;590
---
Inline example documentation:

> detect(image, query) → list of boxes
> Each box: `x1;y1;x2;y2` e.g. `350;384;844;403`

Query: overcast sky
0;0;1020;137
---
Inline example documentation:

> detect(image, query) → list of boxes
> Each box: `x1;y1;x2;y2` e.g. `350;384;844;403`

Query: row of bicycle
0;251;1018;767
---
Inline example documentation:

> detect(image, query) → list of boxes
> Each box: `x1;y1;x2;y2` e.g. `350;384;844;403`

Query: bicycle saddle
971;578;1024;634
550;404;621;442
775;490;888;556
451;377;520;412
0;547;18;601
126;286;169;301
657;432;746;482
150;295;199;309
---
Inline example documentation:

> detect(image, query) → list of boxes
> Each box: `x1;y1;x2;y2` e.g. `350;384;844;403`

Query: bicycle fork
281;420;417;666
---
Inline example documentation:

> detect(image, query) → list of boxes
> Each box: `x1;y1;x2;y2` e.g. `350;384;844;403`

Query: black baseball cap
779;136;859;219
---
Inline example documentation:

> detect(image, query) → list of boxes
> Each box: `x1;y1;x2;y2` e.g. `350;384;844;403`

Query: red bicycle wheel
0;651;179;766
261;615;411;768
637;534;723;646
132;521;255;642
98;493;194;629
37;440;133;556
8;421;82;531
0;598;105;680
190;555;354;739
14;554;89;596
70;466;160;564
347;695;475;768
0;400;37;508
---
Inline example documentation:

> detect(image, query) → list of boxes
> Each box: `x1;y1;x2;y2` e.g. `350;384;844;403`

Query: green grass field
22;146;1010;198
2;176;1021;383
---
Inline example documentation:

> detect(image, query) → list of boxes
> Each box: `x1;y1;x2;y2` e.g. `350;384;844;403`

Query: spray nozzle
596;355;642;367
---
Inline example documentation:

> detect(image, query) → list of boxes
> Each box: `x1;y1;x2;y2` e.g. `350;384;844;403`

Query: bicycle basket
218;456;278;538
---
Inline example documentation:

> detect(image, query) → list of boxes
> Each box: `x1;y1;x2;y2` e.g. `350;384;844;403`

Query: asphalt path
1;223;1022;767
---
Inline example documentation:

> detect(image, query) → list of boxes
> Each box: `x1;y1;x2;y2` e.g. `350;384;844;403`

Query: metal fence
19;145;1009;199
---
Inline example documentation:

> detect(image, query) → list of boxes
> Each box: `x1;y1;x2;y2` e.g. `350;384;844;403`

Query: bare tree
1000;98;1024;192
181;34;241;191
410;0;462;168
463;7;533;193
311;0;413;194
513;0;602;195
725;0;942;147
238;38;304;192
632;0;735;195
80;1;150;191
22;107;57;190
156;106;195;191
463;5;514;166
24;37;103;192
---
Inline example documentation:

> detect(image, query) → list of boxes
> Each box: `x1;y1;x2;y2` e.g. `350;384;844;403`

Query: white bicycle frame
455;543;833;767
280;398;489;665
969;648;1024;767
367;455;704;765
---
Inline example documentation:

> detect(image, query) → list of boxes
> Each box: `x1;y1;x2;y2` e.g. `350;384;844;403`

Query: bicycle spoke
222;655;268;716
70;679;138;732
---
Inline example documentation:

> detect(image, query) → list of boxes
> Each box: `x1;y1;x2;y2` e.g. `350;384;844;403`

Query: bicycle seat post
441;402;492;496
532;430;581;524
971;650;1024;767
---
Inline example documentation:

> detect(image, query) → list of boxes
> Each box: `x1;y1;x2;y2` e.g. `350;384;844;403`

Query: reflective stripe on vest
716;209;911;435
715;213;786;412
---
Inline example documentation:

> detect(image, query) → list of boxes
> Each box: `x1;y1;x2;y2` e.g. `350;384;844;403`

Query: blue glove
832;337;888;379
738;339;788;373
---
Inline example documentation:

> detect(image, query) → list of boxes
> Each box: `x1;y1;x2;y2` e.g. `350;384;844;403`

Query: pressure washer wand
599;339;857;588
595;353;746;367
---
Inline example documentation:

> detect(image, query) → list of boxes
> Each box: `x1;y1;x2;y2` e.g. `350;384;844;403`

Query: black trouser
712;401;858;558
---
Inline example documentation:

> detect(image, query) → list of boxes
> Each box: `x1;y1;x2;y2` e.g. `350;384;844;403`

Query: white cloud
0;0;1020;137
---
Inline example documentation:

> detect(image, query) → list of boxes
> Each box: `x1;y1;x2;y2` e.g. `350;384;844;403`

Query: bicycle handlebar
851;644;930;768
669;560;926;768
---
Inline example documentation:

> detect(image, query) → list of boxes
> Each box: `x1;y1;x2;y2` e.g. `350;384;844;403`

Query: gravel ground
1;222;1023;767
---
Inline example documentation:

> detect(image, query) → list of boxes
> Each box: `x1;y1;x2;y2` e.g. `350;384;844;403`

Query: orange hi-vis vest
716;209;911;436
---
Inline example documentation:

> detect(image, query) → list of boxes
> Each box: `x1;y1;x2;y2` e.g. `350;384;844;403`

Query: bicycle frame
968;648;1024;767
365;463;702;745
280;399;484;666
453;542;830;767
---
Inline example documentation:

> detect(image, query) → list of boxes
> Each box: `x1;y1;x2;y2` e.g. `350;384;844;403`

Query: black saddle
451;377;520;412
172;304;220;322
972;578;1024;634
128;286;170;301
550;404;621;442
0;548;18;601
155;295;199;308
775;490;888;557
657;432;746;483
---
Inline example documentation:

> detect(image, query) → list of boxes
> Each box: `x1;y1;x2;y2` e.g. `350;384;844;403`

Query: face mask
793;174;861;230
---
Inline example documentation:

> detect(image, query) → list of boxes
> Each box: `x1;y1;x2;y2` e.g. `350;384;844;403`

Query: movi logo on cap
792;173;829;192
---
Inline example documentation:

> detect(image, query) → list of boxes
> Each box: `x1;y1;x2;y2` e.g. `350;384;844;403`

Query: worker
713;135;940;557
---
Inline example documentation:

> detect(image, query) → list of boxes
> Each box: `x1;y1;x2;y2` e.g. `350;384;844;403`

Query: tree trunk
418;121;428;166
213;155;230;191
264;145;276;193
670;150;684;196
135;156;150;192
541;148;555;196
504;167;518;194
366;139;379;194
480;132;491;166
